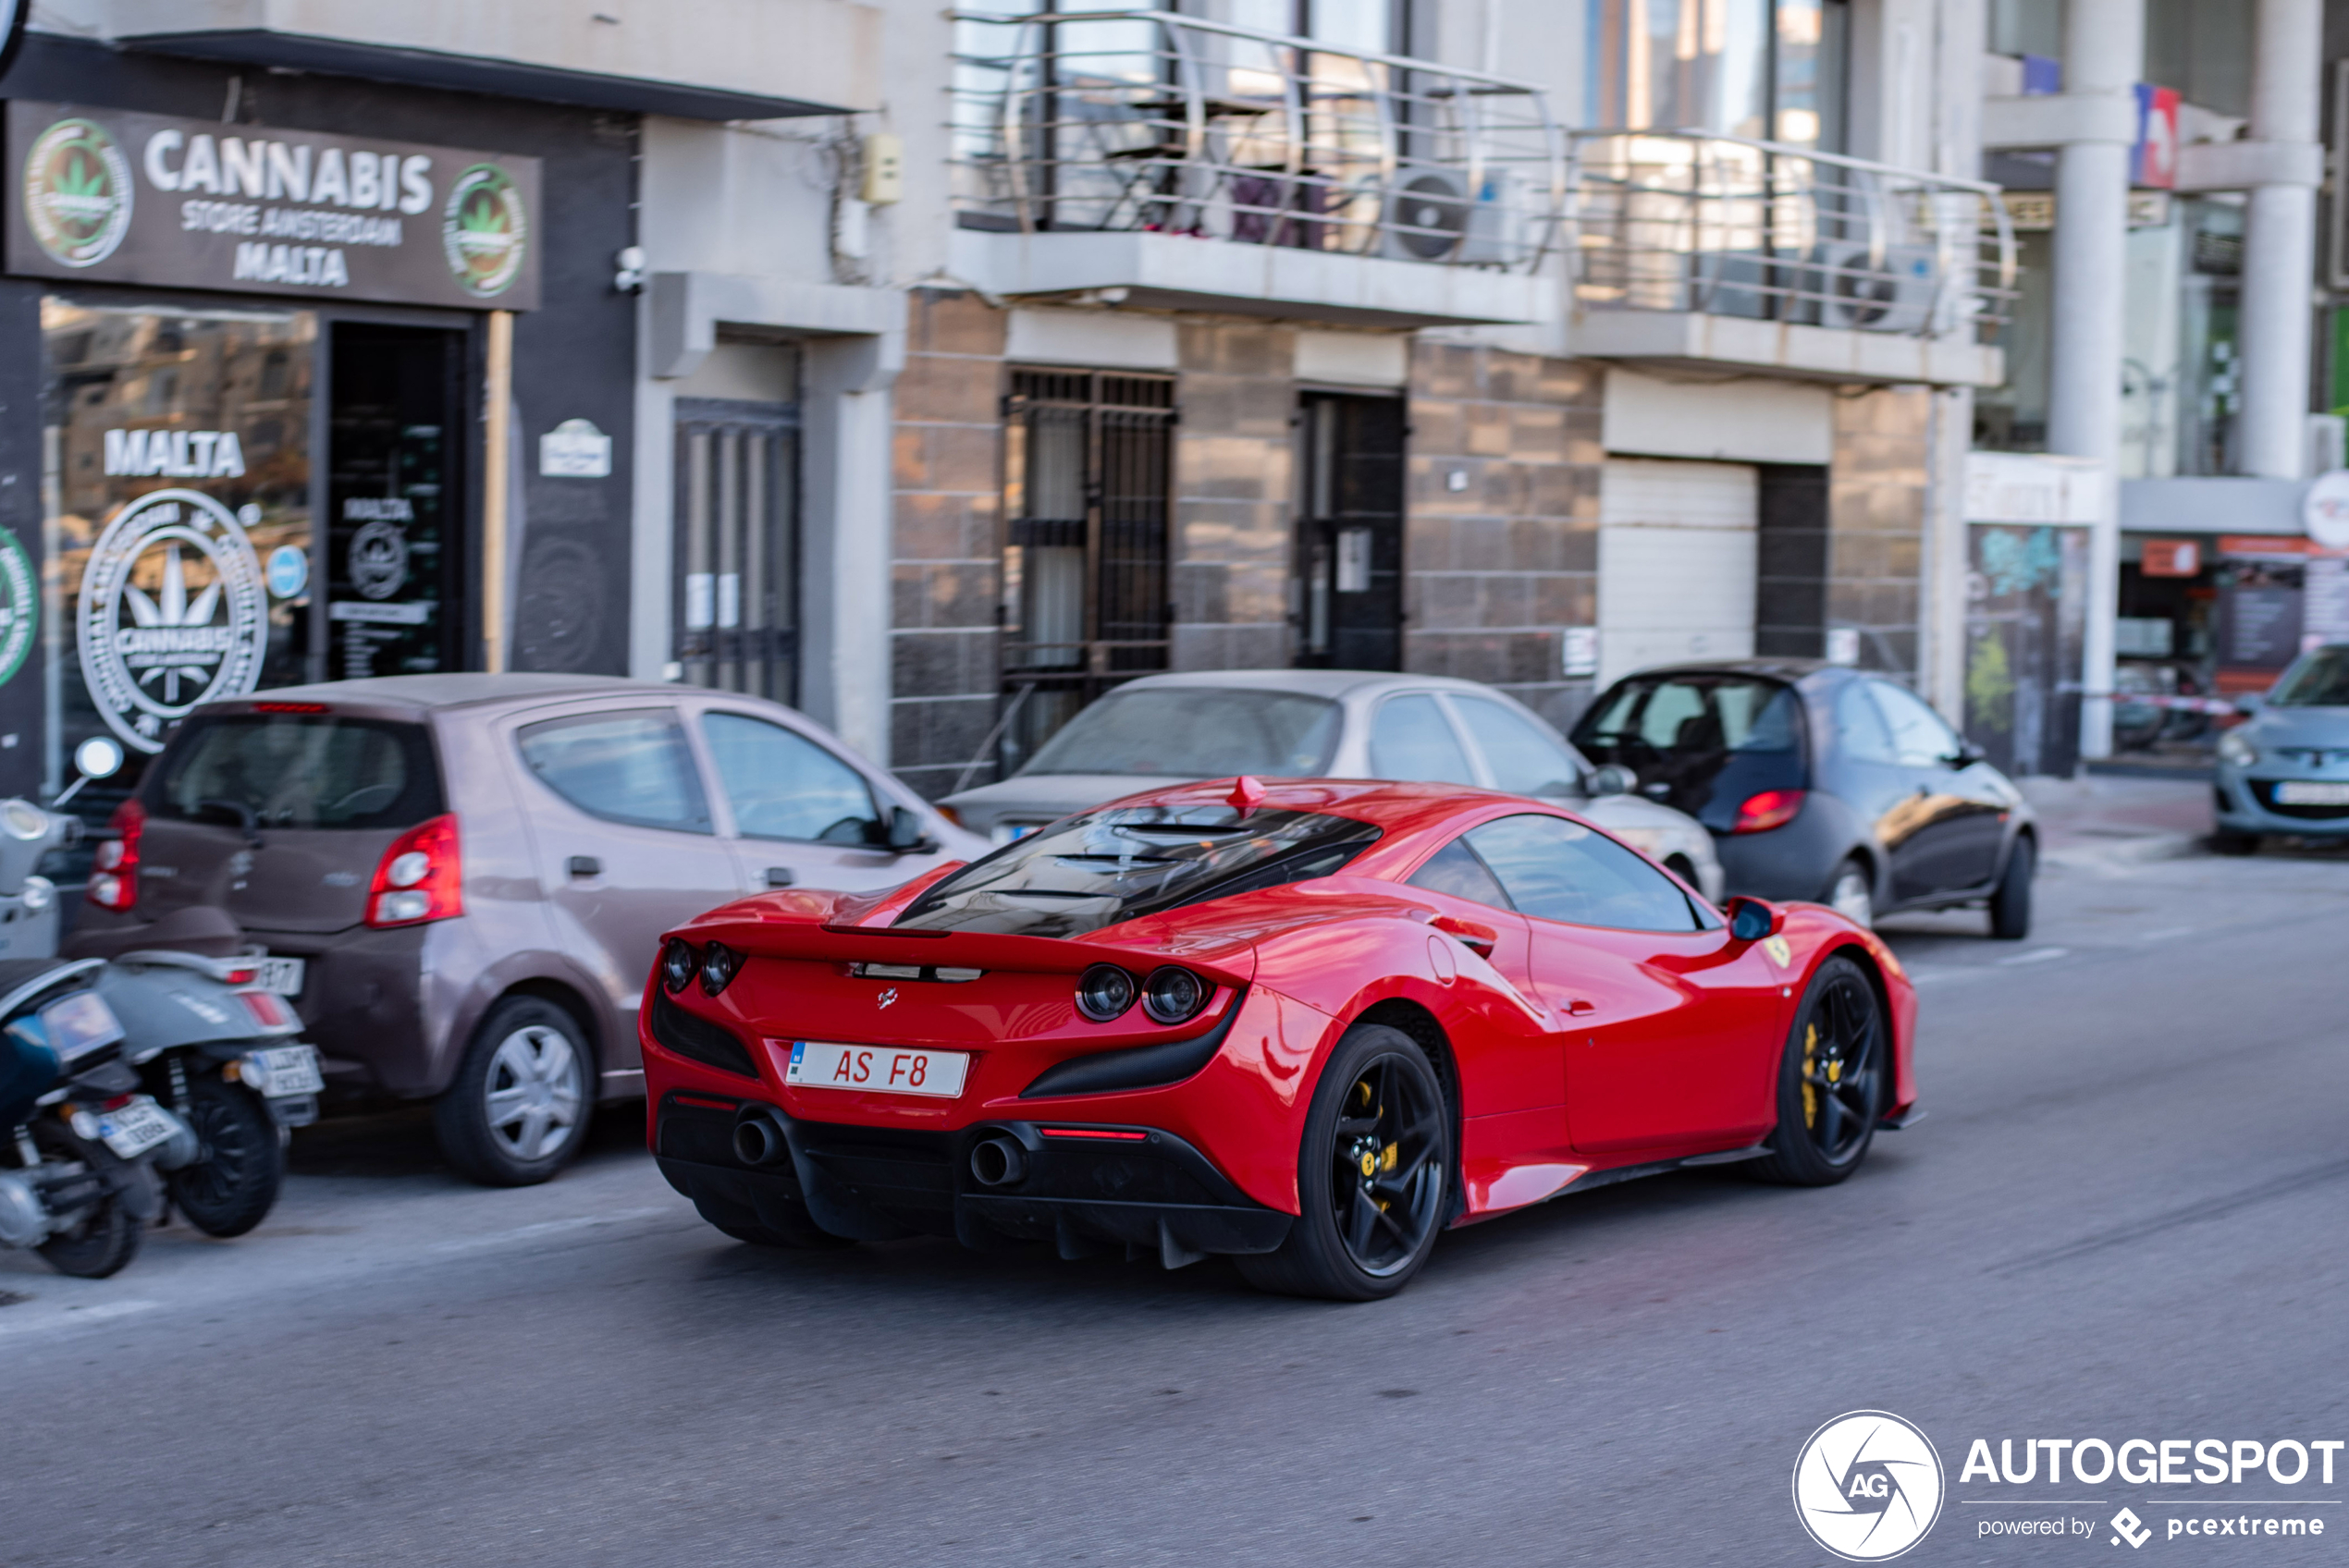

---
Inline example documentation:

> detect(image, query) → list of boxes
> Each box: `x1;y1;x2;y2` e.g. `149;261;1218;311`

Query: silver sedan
941;669;1727;903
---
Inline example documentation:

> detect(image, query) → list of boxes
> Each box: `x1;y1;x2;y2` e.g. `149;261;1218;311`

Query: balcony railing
950;9;1564;274
1568;130;2018;339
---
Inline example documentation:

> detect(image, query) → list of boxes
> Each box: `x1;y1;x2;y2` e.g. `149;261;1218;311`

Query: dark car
1569;660;2038;938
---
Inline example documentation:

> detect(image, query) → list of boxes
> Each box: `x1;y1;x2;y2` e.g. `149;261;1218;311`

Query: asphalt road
5;828;2346;1566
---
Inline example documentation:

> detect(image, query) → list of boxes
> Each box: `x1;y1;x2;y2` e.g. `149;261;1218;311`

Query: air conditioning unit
1459;168;1539;266
1383;166;1471;263
1810;241;1942;334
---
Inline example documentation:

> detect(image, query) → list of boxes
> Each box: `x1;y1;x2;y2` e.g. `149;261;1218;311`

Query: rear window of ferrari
894;804;1381;937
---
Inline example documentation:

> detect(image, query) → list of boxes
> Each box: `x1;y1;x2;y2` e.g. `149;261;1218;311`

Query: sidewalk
2016;772;2211;869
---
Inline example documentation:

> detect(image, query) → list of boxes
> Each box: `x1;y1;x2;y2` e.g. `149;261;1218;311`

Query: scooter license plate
94;1097;178;1159
252;956;306;996
246;1046;324;1096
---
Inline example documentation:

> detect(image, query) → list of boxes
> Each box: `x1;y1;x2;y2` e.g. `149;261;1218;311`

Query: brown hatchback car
68;675;982;1185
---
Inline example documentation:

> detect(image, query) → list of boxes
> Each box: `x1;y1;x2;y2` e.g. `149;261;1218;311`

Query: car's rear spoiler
678;907;1256;991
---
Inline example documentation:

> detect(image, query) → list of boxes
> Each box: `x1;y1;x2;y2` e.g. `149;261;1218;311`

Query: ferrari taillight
365;814;464;927
87;799;144;912
1732;789;1805;834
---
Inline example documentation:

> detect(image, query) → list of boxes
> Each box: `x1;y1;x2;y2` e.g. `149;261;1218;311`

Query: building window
998;367;1175;771
672;397;800;703
1587;0;1849;153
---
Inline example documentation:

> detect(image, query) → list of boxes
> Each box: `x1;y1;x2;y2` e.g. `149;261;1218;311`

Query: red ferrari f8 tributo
641;778;1916;1299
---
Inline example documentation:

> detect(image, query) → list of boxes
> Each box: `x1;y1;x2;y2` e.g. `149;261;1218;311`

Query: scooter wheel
167;1076;285;1238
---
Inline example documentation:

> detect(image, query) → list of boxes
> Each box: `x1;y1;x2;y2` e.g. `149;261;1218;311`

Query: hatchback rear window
148;715;443;830
1569;674;1806;829
1020;688;1341;778
896;804;1379;938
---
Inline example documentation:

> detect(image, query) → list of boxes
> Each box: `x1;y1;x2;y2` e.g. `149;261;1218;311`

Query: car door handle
763;866;796;888
567;855;602;879
1430;914;1496;958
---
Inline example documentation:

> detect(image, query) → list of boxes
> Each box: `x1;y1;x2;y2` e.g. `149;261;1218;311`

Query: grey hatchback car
68;674;983;1184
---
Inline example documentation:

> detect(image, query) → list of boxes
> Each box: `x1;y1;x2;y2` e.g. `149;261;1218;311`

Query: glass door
326;323;466;680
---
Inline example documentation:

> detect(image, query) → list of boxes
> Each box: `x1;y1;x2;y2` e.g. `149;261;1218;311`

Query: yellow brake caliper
1802;1023;1819;1128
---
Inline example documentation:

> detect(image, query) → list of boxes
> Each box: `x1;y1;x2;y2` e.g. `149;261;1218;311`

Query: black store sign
7;100;541;310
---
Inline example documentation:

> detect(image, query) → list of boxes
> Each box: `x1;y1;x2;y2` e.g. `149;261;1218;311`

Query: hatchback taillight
365;814;464;927
87;799;145;912
1732;789;1805;834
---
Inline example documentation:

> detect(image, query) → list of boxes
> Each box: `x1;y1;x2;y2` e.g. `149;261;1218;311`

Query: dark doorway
1296;393;1405;670
1753;462;1829;659
326;324;467;680
997;369;1175;772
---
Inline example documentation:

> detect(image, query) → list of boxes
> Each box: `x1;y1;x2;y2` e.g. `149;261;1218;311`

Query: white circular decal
349;519;411;600
2302;469;2349;552
1791;1410;1945;1562
77;489;269;753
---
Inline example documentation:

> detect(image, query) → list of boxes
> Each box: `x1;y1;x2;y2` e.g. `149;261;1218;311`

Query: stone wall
1168;321;1297;672
1826;386;1932;678
889;288;1004;798
1401;342;1605;730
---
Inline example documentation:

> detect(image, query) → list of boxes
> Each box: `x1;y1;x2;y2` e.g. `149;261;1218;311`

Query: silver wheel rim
484;1025;584;1162
1829;868;1874;926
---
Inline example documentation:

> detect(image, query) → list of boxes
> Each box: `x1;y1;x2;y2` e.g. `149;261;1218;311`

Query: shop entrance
326;323;468;680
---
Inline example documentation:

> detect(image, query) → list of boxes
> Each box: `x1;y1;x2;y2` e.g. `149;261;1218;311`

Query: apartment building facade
6;0;2340;811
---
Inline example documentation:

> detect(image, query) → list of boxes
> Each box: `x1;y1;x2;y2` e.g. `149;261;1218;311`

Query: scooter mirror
73;736;123;781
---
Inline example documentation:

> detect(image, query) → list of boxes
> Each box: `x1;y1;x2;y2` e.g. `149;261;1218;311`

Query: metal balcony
948;8;1565;327
1567;129;2019;385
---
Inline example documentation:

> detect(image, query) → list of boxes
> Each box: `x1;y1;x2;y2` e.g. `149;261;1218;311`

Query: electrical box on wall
861;133;904;205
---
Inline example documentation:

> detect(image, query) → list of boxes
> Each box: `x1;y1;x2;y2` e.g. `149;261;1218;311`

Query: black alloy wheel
167;1073;285;1238
1749;956;1884;1186
1237;1023;1450;1301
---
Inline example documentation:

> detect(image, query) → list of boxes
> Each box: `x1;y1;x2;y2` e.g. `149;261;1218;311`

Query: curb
2041;831;2201;872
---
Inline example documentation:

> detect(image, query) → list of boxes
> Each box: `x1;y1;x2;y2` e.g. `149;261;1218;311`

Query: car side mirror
1586;764;1638;797
1945;740;1986;769
884;806;937;855
1726;896;1783;942
2233;692;2267;717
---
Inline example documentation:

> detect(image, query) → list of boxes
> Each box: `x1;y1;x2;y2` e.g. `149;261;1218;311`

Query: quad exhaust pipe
732;1107;793;1168
968;1134;1027;1188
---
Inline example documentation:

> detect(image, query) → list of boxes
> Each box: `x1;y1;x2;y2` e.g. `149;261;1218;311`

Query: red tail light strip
672;1093;740;1111
1039;1127;1149;1142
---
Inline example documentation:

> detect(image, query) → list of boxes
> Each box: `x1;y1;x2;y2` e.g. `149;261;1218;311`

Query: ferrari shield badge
1763;935;1792;968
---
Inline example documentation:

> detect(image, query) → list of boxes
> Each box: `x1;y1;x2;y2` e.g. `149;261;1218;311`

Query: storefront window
40;300;316;790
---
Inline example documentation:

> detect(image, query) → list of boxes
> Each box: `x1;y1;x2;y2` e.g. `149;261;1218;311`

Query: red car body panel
640;779;1917;1250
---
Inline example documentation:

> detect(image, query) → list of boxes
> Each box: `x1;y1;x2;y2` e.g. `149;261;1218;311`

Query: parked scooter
0;958;199;1276
16;737;325;1237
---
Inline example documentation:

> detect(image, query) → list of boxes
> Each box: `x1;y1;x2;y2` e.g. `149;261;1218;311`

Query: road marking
427;1206;671;1256
0;1298;161;1341
1997;947;2071;966
2135;925;2197;942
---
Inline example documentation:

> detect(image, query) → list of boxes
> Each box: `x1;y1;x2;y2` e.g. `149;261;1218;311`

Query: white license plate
783;1041;969;1098
252;956;306;997
95;1097;178;1159
247;1045;324;1096
2273;780;2349;805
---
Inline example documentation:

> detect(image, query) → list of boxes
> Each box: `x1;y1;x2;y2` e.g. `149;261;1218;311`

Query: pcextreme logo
1794;1410;1949;1561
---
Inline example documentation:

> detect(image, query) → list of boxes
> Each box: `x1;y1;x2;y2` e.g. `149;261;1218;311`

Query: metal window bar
1566;129;2019;340
672;398;800;704
950;8;1564;271
996;369;1174;777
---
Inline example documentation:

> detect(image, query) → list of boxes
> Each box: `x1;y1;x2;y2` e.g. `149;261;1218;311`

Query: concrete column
2046;0;2141;762
801;332;904;766
2235;0;2325;481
